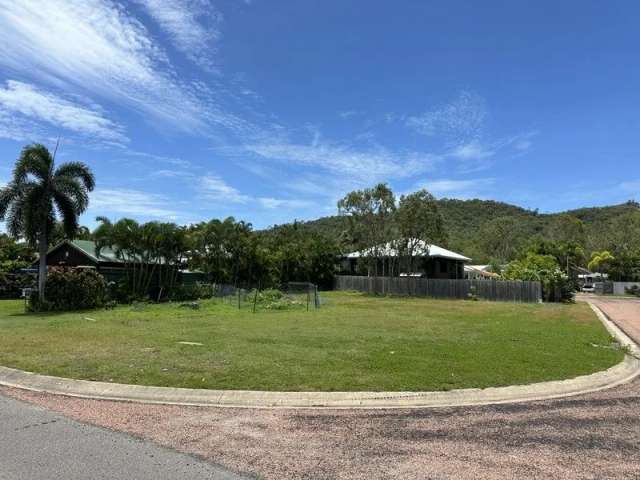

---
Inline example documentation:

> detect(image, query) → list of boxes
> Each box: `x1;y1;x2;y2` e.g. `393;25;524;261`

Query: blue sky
0;1;638;229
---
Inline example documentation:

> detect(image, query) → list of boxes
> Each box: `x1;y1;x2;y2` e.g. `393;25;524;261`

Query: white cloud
200;174;251;203
0;0;222;131
200;173;317;211
245;141;439;183
620;180;640;193
151;169;195;178
132;0;221;71
338;110;360;119
257;197;315;209
89;188;180;219
0;80;127;143
406;91;487;143
0;110;46;142
416;178;495;197
514;139;532;151
124;150;194;169
449;142;495;161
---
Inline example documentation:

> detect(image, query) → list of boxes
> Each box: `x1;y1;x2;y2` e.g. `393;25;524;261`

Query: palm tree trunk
38;230;47;302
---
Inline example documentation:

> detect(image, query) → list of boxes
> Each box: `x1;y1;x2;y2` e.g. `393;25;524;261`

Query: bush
625;285;640;297
0;272;36;299
169;283;213;302
29;268;107;311
252;288;304;310
504;253;575;303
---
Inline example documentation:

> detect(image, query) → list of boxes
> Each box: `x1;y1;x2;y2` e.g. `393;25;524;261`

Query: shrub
625;285;640;297
0;272;36;299
504;253;575;303
169;283;213;302
252;288;303;310
29;268;107;311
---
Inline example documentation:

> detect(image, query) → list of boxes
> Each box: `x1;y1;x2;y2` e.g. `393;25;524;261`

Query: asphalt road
0;395;247;480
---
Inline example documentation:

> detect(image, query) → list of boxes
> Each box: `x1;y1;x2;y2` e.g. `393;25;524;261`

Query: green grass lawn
0;292;624;392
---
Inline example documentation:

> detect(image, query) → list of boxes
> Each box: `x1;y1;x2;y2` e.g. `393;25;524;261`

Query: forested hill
276;199;640;263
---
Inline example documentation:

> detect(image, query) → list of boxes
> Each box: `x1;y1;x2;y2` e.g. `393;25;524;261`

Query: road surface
0;394;247;480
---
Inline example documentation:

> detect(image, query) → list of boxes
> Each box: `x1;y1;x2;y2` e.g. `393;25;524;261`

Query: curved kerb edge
1;302;638;409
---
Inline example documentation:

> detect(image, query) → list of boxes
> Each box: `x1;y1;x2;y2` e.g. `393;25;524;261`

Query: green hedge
0;272;36;299
30;268;107;311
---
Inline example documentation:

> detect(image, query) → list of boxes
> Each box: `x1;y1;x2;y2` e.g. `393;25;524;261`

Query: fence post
252;285;259;313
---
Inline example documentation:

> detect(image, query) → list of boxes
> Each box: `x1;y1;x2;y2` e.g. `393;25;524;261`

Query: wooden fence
335;275;542;303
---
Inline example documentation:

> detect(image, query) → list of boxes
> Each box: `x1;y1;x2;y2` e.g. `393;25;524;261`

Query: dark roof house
39;240;205;286
43;240;125;268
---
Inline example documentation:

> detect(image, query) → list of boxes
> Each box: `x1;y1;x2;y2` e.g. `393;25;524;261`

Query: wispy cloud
200;174;251;203
244;141;439;183
449;142;495;161
200;173;317;211
416;178;495;198
406;91;487;143
89;188;180;219
0;0;227;131
150;169;195;178
0;80;127;144
132;0;222;71
0;110;46;142
125;150;194;169
338;110;360;119
257;197;315;209
620;180;640;193
446;131;538;172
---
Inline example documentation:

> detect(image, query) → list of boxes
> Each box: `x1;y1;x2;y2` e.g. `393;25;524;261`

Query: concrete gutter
1;303;639;409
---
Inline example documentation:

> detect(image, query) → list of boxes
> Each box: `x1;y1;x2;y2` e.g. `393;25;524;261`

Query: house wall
46;244;96;267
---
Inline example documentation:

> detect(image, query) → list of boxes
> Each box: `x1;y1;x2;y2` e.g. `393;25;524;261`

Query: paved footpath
1;298;639;479
0;394;248;480
583;295;640;344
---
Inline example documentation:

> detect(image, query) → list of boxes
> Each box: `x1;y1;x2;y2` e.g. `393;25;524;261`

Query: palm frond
53;191;79;240
13;144;53;184
52;176;89;213
54;161;95;191
23;184;52;242
0;181;19;220
6;203;24;240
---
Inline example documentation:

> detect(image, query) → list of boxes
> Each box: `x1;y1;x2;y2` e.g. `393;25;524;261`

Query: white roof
345;240;471;262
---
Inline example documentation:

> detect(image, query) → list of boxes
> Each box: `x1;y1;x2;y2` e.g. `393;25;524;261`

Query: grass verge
0;292;624;391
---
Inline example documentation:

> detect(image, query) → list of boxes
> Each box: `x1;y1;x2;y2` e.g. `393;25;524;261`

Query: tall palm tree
0;143;95;301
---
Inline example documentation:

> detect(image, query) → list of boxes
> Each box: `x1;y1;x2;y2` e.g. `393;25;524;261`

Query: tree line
1;143;639;306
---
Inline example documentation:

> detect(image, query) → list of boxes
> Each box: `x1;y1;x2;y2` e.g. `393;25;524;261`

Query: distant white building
340;240;471;279
464;264;500;280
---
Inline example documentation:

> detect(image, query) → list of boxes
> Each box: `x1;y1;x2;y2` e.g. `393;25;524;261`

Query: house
339;240;471;280
464;264;500;280
39;239;205;285
41;239;131;283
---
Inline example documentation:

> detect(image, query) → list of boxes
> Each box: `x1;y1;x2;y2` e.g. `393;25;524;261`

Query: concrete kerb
1;302;639;409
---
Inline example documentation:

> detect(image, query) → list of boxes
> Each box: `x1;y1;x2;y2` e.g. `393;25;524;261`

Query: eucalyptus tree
396;189;446;275
337;183;396;276
0;143;95;300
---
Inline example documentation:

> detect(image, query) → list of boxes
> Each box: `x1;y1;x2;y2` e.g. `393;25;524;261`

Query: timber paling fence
335;275;542;303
